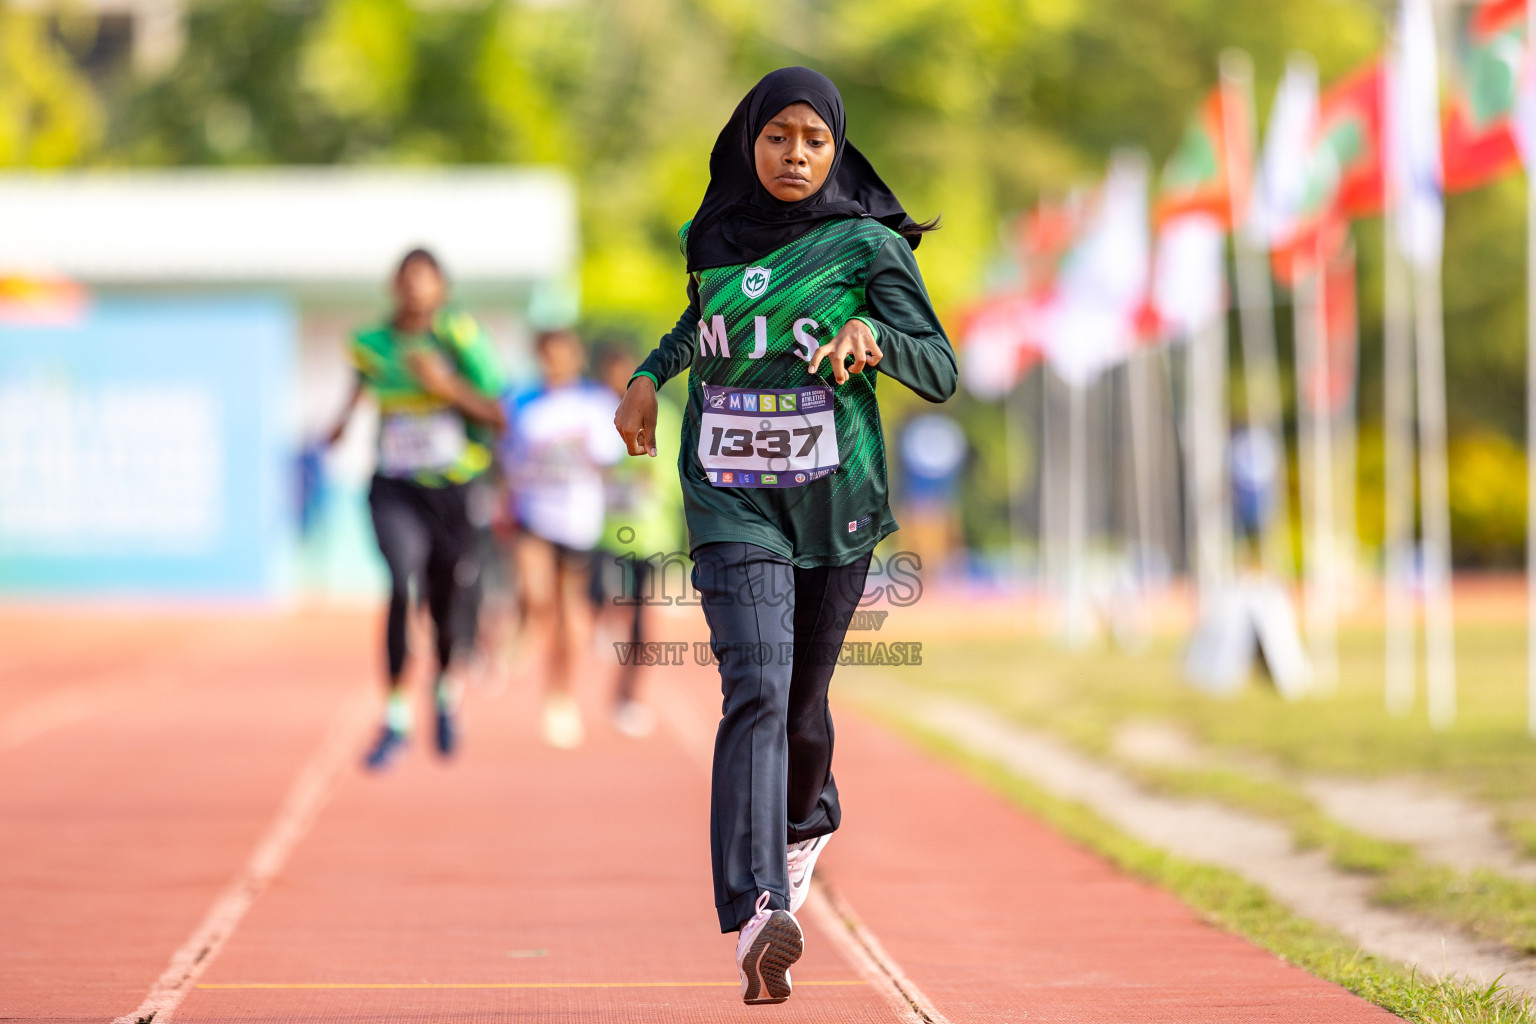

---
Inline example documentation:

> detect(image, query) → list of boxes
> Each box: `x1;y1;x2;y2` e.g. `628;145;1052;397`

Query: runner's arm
618;279;700;457
408;349;509;433
325;375;364;445
438;312;510;434
860;237;958;403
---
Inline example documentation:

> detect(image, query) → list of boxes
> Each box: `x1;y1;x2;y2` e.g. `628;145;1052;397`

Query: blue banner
0;297;296;598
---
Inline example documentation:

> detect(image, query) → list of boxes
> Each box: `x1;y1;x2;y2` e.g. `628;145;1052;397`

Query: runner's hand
615;376;659;457
406;349;460;401
809;320;882;384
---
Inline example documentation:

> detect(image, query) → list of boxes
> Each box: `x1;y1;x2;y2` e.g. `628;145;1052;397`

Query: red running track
0;610;1401;1023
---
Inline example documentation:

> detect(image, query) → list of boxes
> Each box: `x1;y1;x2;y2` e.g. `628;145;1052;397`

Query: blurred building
0;168;577;601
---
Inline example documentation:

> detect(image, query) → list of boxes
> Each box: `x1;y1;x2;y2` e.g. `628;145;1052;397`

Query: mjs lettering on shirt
698;315;824;361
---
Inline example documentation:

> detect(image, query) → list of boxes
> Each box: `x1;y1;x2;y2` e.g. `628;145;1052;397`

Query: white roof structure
0;168;577;286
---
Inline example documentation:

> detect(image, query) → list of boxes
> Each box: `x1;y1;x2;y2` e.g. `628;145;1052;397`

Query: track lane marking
195;980;868;990
0;671;181;753
111;687;374;1024
651;675;952;1024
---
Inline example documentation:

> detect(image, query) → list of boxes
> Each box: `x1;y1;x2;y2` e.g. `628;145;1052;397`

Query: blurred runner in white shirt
504;329;626;748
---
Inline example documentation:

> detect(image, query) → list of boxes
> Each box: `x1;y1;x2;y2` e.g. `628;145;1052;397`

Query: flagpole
1040;364;1060;625
1335;239;1362;610
1129;347;1158;595
1393;0;1455;731
1189;314;1231;603
1065;374;1092;647
1182;338;1199;593
1526;0;1536;737
1222;49;1291;586
1384;207;1417;717
1416;250;1456;729
1003;373;1030;586
1304;232;1340;691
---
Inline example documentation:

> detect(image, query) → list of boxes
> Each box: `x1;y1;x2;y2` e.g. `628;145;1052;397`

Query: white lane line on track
0;672;181;754
111;687;374;1024
651;678;950;1024
802;883;953;1024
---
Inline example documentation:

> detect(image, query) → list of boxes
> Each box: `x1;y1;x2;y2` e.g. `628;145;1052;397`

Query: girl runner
614;67;956;1004
328;249;507;770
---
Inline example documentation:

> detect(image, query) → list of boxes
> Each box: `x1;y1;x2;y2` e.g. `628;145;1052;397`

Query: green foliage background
5;0;1532;562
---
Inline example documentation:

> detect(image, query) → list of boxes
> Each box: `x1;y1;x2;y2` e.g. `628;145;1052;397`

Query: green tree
0;7;101;167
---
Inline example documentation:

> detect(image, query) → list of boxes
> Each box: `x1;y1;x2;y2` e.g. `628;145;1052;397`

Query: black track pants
368;474;479;681
691;542;872;933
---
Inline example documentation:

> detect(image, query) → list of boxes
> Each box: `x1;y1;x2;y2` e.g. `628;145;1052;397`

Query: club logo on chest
741;266;772;300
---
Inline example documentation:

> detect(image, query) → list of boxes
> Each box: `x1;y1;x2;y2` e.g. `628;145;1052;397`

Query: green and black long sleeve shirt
633;218;957;568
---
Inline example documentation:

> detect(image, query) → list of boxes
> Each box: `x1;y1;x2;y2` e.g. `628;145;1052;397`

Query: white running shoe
735;891;803;1005
540;692;585;749
786;833;831;914
612;699;656;739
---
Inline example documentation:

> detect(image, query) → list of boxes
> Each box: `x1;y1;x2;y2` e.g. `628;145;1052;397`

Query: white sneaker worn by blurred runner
540;692;584;749
612;699;656;738
786;833;831;914
735;891;802;1005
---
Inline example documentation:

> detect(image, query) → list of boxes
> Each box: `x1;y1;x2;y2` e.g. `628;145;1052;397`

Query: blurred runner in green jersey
327;249;506;771
591;343;684;739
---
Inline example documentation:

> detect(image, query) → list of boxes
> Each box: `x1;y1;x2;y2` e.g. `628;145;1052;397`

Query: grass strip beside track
868;626;1536;966
890;627;1536;847
874;710;1536;1024
1131;762;1536;956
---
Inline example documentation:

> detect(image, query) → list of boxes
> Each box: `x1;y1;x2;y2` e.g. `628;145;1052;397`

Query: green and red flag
1272;61;1384;282
1012;198;1078;296
1314;61;1386;219
1155;81;1252;228
1444;0;1525;192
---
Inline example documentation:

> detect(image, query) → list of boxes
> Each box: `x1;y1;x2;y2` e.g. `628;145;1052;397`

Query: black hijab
684;66;922;273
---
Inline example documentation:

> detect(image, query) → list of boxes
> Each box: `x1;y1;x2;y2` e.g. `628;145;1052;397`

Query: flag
1508;4;1536;166
1245;55;1319;250
1014;199;1078;292
957;198;1079;400
958;292;1046;400
1272;61;1386;281
1444;0;1525;192
1151;214;1226;340
1155;81;1252;228
1388;0;1445;269
1313;61;1387;221
1044;152;1151;385
1300;244;1360;414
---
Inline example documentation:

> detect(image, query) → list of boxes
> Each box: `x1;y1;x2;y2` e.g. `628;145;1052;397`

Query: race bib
379;411;467;476
698;383;839;488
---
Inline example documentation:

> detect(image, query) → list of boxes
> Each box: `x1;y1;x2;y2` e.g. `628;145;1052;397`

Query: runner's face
599;358;631;395
754;103;835;202
538;334;584;386
394;261;446;320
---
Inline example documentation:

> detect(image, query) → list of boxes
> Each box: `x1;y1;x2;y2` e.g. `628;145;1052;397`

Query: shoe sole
740;910;803;1005
364;733;409;772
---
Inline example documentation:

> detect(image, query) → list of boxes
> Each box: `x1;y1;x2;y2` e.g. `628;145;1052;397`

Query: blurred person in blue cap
590;340;685;739
1231;422;1281;564
502;328;627;749
896;412;967;577
613;66;954;1005
327;248;507;771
